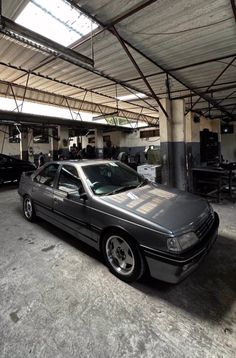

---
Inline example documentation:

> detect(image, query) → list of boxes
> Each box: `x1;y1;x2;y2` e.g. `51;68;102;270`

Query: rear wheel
23;195;36;222
102;232;145;283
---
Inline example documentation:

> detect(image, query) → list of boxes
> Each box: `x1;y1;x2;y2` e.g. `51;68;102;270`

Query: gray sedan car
18;159;219;283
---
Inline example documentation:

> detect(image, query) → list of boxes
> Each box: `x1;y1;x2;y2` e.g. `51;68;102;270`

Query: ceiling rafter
188;57;236;112
230;0;236;21
111;25;168;118
67;0;235;121
0;77;158;125
90;53;236;91
0;109;135;131
0;61;157;117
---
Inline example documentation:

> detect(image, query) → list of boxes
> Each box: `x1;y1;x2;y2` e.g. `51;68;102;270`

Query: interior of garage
0;1;235;357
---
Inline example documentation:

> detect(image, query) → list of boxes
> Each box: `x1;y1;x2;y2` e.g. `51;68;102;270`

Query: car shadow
26;213;103;263
0;182;19;192
14;204;236;323
132;233;236;323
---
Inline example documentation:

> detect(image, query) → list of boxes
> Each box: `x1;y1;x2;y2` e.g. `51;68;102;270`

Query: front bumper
142;212;219;284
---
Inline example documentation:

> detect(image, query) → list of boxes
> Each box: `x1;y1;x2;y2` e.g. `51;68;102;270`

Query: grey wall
221;130;236;162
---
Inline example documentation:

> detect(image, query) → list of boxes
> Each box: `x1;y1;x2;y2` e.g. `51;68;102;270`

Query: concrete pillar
185;112;201;191
159;99;187;190
159;98;173;186
95;129;103;158
49;127;59;160
58;126;69;158
20;128;28;161
172;99;186;190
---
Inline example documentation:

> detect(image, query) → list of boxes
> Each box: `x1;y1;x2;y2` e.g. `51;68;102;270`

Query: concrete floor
0;184;235;358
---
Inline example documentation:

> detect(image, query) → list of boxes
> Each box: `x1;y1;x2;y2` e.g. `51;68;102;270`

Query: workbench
192;164;236;202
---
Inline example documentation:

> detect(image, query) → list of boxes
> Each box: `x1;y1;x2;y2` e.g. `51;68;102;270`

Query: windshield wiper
105;184;139;196
137;179;148;188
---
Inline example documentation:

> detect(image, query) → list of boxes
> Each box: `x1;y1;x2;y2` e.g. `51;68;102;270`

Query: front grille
194;206;215;240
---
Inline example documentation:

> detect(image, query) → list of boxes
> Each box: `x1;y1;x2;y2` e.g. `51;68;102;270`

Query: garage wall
0;125;20;157
0;125;51;159
27;129;50;156
83;128;160;155
221;124;236;162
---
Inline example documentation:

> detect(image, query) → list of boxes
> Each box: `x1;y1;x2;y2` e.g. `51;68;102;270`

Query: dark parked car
18;160;219;283
0;154;36;185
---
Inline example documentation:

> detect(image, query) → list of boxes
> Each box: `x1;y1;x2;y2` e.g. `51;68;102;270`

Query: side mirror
79;192;88;201
67;190;87;202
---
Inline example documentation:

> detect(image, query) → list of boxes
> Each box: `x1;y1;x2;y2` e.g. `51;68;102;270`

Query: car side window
34;164;59;187
58;165;83;193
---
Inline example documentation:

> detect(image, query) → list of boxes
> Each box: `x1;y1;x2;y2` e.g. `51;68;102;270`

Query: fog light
167;237;181;252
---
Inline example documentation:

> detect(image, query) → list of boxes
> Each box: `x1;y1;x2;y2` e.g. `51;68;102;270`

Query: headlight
167;232;199;253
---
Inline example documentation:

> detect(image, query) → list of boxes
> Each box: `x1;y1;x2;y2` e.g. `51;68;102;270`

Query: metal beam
111;26;168;118
123;41;235;120
4;8;160;111
0;61;156;117
68;1;235;120
171;83;236;100
165;74;171;100
92;53;236;90
0;78;156;124
105;0;159;27
230;0;236;21
201;89;236;115
93;112;119;120
189;57;236;111
200;103;236;110
0;110;134;132
9;84;20;112
21;71;30;112
0;15;94;67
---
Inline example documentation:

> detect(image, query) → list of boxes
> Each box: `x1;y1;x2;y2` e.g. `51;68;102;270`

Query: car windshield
82;162;147;196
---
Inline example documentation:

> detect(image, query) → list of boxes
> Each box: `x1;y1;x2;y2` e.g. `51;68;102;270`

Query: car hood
100;184;209;234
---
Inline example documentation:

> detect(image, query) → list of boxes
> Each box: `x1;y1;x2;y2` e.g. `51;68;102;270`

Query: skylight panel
16;0;98;47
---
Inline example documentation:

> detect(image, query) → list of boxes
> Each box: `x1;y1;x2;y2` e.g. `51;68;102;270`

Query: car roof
52;159;118;167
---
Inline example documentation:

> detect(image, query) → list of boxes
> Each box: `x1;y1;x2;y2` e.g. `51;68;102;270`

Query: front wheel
23;195;36;222
102;232;145;283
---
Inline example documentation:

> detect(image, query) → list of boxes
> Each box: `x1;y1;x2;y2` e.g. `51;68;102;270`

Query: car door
52;164;94;245
32;163;59;219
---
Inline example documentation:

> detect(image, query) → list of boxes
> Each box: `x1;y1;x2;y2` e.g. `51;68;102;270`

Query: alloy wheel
105;235;135;276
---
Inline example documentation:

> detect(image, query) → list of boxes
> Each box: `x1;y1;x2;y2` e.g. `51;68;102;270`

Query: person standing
38;152;45;167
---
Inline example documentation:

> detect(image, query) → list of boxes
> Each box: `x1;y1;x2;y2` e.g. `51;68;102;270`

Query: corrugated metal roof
0;0;235;123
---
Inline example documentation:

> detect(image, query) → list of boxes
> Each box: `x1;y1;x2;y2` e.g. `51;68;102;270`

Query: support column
160;99;187;190
159;98;173;186
172;99;186;191
20;128;28;161
95;129;103;158
58;126;69;158
185;112;200;191
49;127;59;160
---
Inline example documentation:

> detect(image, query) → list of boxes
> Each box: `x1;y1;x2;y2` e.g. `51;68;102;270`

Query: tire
23;195;36;222
102;231;145;283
